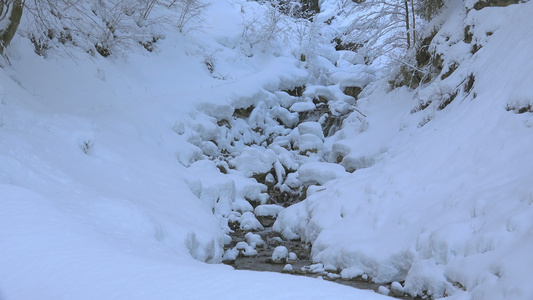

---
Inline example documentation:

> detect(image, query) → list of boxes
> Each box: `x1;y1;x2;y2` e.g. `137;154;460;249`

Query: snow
275;1;533;299
297;161;348;186
298;121;325;139
272;246;289;262
297;133;324;153
229;147;278;176
239;211;264;231
290;101;316;112
288;252;299;262
0;1;395;299
1;0;532;299
245;232;266;248
390;282;404;296
378;286;390;296
284;264;294;271
235;241;258;256
254;204;285;217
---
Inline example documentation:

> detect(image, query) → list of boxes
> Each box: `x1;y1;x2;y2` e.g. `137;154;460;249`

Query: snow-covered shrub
240;1;289;54
23;0;209;57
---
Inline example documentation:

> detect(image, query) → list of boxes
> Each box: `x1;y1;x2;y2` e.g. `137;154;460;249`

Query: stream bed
223;218;416;300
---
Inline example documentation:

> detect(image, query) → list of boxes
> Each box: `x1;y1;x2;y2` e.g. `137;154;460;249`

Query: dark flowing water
223;224;416;300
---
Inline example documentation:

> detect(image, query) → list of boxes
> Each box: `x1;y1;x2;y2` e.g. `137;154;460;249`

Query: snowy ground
1;0;532;299
276;1;533;299
0;1;389;299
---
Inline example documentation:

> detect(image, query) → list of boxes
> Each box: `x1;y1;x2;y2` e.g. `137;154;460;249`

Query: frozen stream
223;218;416;300
206;81;417;298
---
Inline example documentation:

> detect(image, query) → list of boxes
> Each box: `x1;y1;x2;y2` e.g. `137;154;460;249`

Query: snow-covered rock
288;252;298;262
235;241;258;256
239;211;264;231
271;246;289;263
244;232;265;248
229;148;277;176
254;204;285;217
297;162;348;186
290;101;316;112
297;134;323;153
377;286;390;296
297;122;324;139
390;282;404;297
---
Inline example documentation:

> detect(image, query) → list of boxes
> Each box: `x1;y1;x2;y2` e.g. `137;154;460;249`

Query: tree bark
411;0;416;46
0;0;24;54
404;0;410;49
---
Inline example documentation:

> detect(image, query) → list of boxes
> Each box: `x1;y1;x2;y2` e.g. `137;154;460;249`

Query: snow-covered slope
0;1;389;299
276;0;533;299
1;0;532;299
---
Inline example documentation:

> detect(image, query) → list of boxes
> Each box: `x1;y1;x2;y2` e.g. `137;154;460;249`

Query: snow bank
3;0;532;299
276;1;533;299
0;1;393;299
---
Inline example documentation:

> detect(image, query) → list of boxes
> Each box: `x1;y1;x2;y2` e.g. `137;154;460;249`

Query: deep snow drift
1;0;532;299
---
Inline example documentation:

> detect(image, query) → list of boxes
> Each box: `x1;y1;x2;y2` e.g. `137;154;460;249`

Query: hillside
1;0;532;299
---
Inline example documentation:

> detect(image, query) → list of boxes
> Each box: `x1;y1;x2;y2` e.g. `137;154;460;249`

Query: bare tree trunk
410;0;416;46
404;0;410;49
0;0;24;54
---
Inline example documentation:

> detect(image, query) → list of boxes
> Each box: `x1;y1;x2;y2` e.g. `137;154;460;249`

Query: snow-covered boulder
283;172;301;189
297;134;323;153
197;102;234;122
329;142;351;163
270;106;299;128
273;201;308;240
235;241;258;256
229;174;269;204
288;252;298;262
297;122;324;139
222;248;239;261
229;148;277;176
254;204;285;218
297;162;348;186
244;232;265;248
271;246;289;263
274;91;298;108
290;101;316;113
239;211;264;231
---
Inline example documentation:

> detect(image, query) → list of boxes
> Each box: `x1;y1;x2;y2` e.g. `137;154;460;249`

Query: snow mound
272;246;289;262
254;204;285;217
239;211;264;231
297;162;348;186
